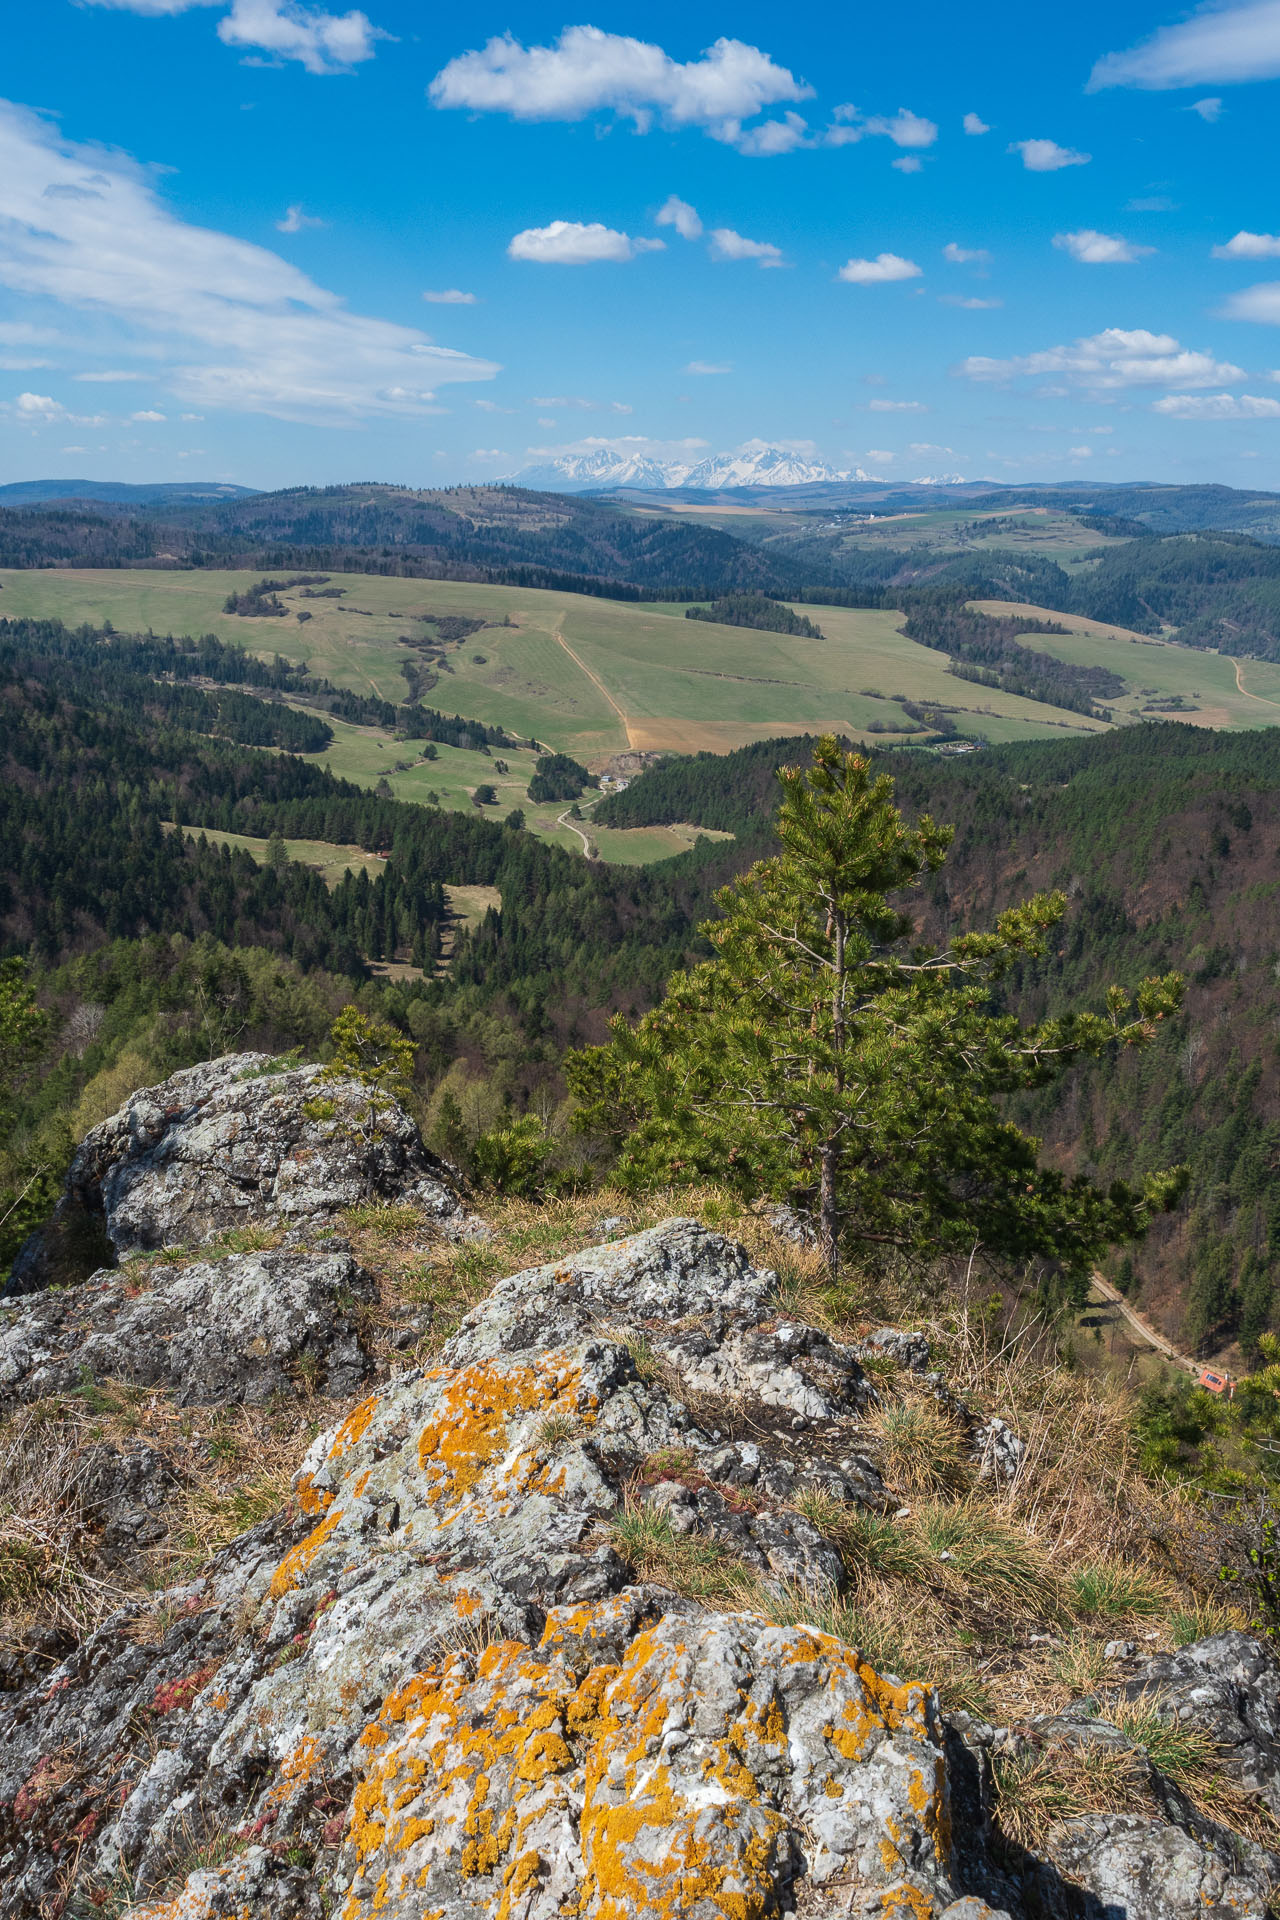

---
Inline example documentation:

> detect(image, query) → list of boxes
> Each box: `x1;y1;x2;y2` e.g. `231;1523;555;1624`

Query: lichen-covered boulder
0;1244;375;1407
339;1600;955;1920
0;1221;918;1919
6;1051;465;1294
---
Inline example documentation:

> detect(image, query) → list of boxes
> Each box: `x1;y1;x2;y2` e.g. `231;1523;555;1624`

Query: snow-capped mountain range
505;443;886;492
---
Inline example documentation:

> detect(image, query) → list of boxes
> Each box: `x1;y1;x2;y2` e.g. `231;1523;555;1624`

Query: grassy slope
975;599;1280;730
0;567;1109;759
8;564;1280;793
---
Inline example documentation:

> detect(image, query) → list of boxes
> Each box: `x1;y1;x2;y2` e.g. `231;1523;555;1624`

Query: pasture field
0;566;1110;762
5;567;1280;845
975;600;1280;732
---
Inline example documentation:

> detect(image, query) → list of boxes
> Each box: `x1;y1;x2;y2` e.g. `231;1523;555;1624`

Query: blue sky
5;0;1280;489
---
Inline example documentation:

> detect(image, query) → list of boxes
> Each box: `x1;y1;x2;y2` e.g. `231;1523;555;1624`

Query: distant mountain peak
505;443;875;492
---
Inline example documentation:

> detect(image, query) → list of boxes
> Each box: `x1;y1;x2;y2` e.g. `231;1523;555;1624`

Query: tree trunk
819;1143;839;1278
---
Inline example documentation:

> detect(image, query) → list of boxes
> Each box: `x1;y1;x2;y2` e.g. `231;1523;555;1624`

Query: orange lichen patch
414;1357;586;1511
270;1507;343;1599
453;1589;483;1619
341;1610;948;1920
296;1472;334;1518
330;1393;381;1461
266;1734;327;1808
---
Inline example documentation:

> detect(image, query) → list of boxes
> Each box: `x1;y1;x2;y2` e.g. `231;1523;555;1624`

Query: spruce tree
569;738;1185;1277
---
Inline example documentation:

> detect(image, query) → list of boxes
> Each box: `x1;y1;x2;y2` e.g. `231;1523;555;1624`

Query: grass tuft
863;1395;971;1498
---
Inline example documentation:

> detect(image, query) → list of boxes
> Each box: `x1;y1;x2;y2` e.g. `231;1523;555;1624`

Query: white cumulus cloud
130;408;166;420
1192;95;1224;118
1054;230;1154;264
838;252;922;284
655;195;703;240
507;221;662;264
1009;138;1091;171
1153;391;1280;418
82;0;388;73
708;227;786;267
827;105;938;149
0;99;498;422
428;27;812;154
943;242;990;265
218;0;386;73
423;288;477;304
1091;1;1280;90
963;111;990;134
959;327;1244;390
1213;231;1280;258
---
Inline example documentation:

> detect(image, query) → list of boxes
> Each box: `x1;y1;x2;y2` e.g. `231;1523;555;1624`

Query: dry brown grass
0;1406;128;1645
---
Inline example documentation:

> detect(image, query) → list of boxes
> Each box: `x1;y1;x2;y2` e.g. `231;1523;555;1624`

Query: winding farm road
556;803;596;859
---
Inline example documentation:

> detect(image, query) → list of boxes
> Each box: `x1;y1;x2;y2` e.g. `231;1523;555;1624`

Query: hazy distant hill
0;481;818;597
0;478;257;508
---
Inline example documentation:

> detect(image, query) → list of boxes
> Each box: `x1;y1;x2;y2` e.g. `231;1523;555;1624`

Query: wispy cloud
1192;95;1224;119
1009;138;1091;171
1091;1;1280;90
708;227;786;267
827;105;938;150
868;398;926;411
276;203;326;233
838;252;922;284
423;288;478;304
686;360;731;374
959;327;1243;389
940;295;1003;309
507;221;663;264
943;243;990;265
0;99;497;422
529;395;632;412
1220;281;1280;322
1153;391;1280;418
429;27;813;155
1053;229;1154;264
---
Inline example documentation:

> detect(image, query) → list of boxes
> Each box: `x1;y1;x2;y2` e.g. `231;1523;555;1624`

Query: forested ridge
0;483;815;600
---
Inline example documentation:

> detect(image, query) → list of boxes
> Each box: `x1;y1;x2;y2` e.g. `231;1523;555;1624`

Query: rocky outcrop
0;1213;1277;1920
6;1052;466;1294
0;1244;376;1408
1120;1631;1280;1816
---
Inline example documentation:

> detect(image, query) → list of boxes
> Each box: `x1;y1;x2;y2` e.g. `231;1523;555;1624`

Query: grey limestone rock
2;1215;1279;1920
0;1245;376;1408
1043;1811;1272;1918
972;1416;1026;1485
6;1050;466;1293
1119;1629;1280;1816
856;1326;932;1373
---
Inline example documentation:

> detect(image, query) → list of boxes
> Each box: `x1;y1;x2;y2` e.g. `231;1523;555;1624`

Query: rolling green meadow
5;562;1279;864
